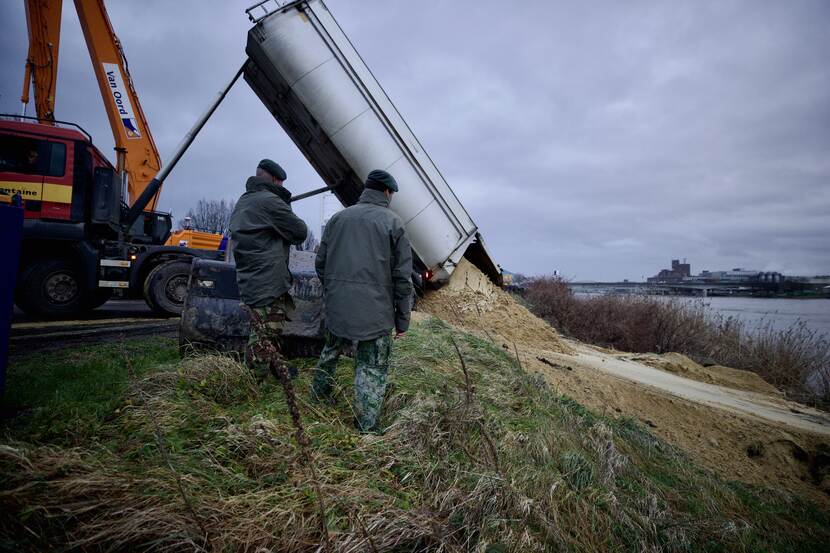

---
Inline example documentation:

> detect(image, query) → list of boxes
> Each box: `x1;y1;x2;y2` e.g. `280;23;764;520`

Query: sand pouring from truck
179;0;501;354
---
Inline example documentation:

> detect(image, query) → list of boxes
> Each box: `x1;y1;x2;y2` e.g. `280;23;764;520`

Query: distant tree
178;198;235;234
296;229;318;252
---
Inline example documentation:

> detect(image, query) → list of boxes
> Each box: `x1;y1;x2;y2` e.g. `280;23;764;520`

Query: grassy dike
1;318;828;552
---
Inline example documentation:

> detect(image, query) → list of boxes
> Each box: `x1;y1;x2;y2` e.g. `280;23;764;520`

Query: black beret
364;169;398;192
258;159;287;180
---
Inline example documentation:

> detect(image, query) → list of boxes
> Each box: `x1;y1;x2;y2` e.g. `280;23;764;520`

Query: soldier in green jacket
311;169;413;432
229;159;308;380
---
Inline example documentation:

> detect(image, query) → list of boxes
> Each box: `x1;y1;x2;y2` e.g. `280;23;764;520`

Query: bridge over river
568;281;774;297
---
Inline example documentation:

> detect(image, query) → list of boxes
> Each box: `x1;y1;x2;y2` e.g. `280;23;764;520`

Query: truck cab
0;118;105;222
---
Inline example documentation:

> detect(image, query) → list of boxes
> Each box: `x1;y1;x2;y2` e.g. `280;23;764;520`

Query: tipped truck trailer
243;0;499;284
180;0;500;353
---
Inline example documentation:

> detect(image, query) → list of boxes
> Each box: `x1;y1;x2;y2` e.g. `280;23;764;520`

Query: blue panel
0;204;24;395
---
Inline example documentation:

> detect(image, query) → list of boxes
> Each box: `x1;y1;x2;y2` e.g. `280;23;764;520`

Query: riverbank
3;261;830;550
419;266;830;501
3;323;829;551
529;278;830;407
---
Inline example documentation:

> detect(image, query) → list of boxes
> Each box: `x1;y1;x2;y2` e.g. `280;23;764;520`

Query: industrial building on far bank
647;259;829;297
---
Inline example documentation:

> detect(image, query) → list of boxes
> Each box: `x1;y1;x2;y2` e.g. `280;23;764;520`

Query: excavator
1;0;226;317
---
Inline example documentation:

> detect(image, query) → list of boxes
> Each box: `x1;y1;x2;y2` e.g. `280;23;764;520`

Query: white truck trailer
243;0;500;285
180;0;499;354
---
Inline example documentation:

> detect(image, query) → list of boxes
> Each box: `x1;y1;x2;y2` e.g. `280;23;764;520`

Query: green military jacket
316;188;413;341
229;176;308;307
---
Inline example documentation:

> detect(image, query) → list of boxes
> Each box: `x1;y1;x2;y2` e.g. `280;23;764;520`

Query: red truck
1;116;222;318
2;0;225;318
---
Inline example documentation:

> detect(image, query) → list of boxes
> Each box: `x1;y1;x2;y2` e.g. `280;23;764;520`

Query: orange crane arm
21;0;63;122
73;0;163;210
22;0;164;210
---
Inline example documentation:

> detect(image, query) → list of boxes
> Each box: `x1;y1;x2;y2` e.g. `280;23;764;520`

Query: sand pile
418;258;569;354
416;258;830;502
528;343;830;502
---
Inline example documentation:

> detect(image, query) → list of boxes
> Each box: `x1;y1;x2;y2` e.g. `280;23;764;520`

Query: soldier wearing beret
229;159;308;380
311;169;413;432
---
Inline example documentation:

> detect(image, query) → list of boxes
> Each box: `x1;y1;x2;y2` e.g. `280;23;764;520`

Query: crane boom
21;0;164;210
21;0;62;121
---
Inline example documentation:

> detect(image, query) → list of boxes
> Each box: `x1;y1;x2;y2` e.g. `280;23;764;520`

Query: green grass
1;337;178;445
0;319;827;552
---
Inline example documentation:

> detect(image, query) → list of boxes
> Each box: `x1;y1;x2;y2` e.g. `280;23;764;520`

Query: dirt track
10;300;178;357
547;343;830;435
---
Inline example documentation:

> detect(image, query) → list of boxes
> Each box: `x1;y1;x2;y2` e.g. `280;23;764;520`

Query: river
675;296;830;338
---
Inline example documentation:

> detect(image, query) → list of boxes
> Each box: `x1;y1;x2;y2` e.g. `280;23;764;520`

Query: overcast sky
2;0;828;280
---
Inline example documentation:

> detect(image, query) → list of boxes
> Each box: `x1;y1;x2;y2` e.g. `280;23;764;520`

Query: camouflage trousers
244;295;295;381
311;330;392;432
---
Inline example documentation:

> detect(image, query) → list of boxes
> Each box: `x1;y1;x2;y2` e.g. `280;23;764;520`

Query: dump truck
180;0;500;354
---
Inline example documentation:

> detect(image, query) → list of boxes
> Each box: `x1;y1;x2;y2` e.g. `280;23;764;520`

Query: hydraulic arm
22;0;163;210
21;0;62;121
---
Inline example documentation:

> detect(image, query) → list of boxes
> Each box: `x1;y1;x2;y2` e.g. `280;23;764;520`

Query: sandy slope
419;259;830;501
547;343;830;435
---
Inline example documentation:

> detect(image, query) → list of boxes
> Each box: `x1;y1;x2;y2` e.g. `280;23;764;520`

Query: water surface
676;297;829;337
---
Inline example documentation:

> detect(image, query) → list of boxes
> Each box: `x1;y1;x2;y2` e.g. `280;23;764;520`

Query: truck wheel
144;259;192;316
15;258;90;318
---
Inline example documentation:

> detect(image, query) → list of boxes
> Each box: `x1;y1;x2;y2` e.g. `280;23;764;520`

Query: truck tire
143;259;192;316
15;258;90;318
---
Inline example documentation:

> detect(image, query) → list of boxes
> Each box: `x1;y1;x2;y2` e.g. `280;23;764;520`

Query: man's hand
394;331;405;340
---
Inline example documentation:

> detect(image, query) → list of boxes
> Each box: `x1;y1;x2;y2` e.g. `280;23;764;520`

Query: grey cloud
2;0;828;279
